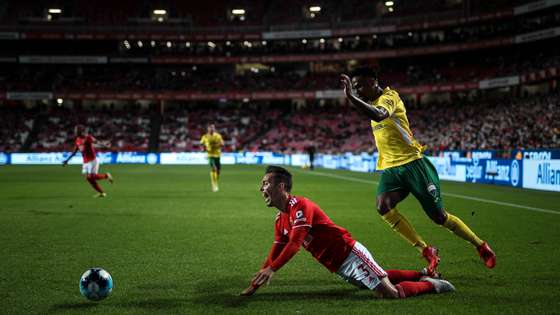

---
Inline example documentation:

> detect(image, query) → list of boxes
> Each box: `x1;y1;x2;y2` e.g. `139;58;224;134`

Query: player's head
75;124;86;136
260;166;292;208
349;66;381;101
207;124;215;134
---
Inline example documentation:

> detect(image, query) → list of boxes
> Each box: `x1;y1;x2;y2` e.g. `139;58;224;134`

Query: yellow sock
210;171;217;188
382;208;427;252
443;212;484;247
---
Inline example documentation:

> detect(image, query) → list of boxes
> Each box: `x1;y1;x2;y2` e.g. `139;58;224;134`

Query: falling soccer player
62;125;113;197
340;66;496;274
200;124;224;192
241;166;455;298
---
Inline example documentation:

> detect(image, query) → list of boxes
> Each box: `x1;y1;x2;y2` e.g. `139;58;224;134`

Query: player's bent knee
375;277;399;299
376;198;391;215
376;205;388;216
429;210;447;225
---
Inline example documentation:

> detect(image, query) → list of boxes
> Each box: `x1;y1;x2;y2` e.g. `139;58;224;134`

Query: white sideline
298;170;560;215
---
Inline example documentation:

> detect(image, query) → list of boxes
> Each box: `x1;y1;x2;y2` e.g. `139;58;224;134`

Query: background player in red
241;166;455;298
62;125;113;197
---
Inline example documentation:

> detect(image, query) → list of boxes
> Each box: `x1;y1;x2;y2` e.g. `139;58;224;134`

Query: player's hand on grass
340;74;353;97
252;267;275;286
240;284;258;297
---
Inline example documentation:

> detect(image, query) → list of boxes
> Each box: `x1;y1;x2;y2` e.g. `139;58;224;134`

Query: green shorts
208;157;221;171
377;157;443;215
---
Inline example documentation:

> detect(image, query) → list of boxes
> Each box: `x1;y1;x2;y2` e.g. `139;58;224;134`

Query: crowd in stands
29;105;152;152
159;104;284;152
247;103;373;154
2;92;558;155
411;94;560;153
0;105;35;152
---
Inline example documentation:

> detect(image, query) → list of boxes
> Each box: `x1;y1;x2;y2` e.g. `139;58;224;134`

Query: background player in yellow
340;67;496;274
200;124;224;192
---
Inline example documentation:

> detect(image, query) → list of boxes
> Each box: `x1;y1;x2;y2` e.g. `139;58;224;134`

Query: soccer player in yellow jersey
340;67;496;274
200;124;224;192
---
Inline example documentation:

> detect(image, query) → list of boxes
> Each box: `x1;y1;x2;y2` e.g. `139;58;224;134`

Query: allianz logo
116;153;146;163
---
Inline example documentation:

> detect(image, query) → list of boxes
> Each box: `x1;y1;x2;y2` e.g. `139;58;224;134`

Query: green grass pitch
1;164;560;314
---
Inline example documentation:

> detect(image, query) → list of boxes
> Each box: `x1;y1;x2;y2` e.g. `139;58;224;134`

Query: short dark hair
265;166;292;192
349;66;378;80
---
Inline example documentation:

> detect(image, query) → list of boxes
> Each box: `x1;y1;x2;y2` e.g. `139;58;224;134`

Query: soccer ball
79;268;113;301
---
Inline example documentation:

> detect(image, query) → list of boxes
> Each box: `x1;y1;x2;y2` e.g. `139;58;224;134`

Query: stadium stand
2;92;558;154
28;105;152;152
0;0;558;156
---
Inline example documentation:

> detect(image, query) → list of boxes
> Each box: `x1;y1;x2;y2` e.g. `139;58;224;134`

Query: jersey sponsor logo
295;210;303;219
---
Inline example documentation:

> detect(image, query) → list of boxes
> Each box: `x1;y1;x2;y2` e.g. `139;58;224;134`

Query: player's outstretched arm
340;74;389;122
240;229;307;296
240;242;285;296
62;147;79;166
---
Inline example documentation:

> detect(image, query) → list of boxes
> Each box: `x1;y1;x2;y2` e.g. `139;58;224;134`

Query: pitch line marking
297;170;560;215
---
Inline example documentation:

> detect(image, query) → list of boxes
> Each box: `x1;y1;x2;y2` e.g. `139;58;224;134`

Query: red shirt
75;135;96;163
271;196;356;272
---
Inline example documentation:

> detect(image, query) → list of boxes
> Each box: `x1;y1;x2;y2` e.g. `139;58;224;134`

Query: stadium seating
29;105;151;152
0;105;35;152
3;93;558;154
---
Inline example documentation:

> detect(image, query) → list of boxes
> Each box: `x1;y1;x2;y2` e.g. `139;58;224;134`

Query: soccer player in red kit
62;125;113;197
241;166;455;298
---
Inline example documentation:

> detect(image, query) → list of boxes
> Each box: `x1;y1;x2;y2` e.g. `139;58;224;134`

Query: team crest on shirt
427;183;439;202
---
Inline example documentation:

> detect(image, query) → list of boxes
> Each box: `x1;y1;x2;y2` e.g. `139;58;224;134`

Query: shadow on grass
49;302;99;312
192;276;372;309
50;298;187;313
0;208;141;217
114;298;186;311
192;288;372;309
